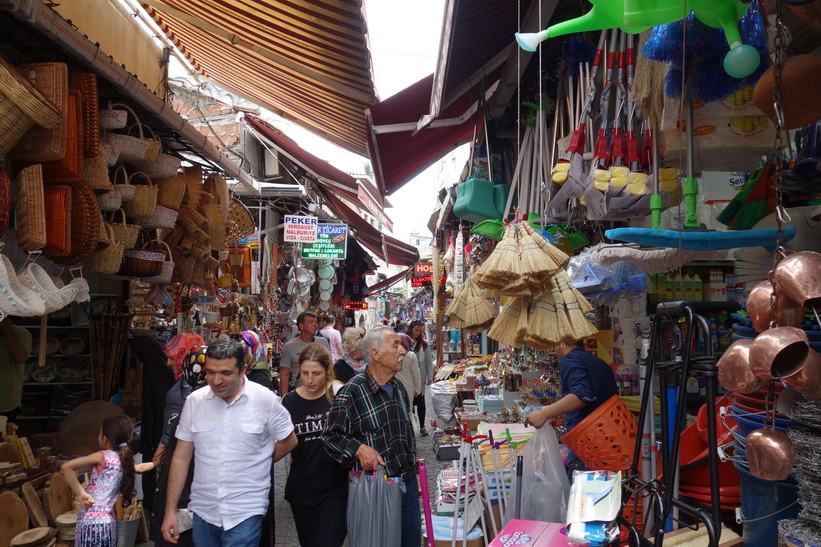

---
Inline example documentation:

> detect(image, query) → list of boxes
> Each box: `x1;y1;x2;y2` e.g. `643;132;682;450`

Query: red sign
344;301;369;310
411;274;446;288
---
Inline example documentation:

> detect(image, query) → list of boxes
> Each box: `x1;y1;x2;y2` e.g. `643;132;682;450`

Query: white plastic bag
504;425;570;525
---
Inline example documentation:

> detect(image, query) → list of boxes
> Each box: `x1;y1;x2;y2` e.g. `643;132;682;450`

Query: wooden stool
10;526;57;546
55;511;77;542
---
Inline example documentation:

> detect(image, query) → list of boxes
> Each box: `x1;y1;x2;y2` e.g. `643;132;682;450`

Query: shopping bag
504;425;570;525
347;465;403;547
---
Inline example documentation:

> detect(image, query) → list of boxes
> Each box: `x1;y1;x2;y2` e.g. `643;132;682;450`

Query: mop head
641;1;769;103
593;246;728;274
605;226;797;252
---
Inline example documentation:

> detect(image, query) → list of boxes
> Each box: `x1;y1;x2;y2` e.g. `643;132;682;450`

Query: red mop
419;458;436;547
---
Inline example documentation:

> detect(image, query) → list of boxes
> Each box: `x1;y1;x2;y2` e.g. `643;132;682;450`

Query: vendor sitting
523;340;617;480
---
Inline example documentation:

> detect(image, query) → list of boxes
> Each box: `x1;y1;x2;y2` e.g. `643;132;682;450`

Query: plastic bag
347;466;403;547
504;425;570;525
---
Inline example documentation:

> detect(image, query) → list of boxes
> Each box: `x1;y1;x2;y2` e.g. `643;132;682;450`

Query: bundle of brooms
445;278;495;333
477;220;597;349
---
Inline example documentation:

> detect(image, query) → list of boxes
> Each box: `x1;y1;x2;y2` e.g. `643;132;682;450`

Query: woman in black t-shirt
333;327;366;384
281;343;348;547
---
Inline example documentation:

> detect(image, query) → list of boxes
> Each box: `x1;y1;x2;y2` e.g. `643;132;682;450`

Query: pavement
272;387;457;546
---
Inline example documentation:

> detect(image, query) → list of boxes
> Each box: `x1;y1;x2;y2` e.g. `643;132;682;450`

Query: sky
268;0;450;242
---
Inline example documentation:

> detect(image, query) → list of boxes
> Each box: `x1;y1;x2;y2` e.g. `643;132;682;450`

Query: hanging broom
519;224;565;287
553;271;599;340
521;222;569;273
514;297;531;347
554;269;594;314
549;279;576;343
473;225;521;290
527;290;561;344
488;297;525;347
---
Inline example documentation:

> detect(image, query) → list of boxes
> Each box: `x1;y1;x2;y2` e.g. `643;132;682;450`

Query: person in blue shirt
524;340;618;479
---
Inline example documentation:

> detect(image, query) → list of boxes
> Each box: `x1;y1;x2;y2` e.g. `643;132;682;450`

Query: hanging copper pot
745;428;796;481
717;340;767;394
773;251;821;309
746;280;806;333
782;348;821;400
749;326;809;379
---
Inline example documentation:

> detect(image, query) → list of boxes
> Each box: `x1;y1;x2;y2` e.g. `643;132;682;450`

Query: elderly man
279;311;330;394
161;337;297;546
322;326;420;547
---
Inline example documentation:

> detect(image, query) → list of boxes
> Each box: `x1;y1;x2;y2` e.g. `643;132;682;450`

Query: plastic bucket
562;395;638;472
734;461;801;547
731;405;794;437
116;518;140;547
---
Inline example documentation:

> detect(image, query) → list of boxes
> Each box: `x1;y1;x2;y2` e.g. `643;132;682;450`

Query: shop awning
365;74;490;201
368;268;413;293
141;0;377;156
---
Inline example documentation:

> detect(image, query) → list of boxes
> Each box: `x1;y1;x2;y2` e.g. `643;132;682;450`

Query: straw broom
519;222;567;283
553;271;599;339
528;290;561;343
515;297;530;347
488;297;525;347
522;222;569;273
554;269;594;314
549;279;576;342
473;225;521;290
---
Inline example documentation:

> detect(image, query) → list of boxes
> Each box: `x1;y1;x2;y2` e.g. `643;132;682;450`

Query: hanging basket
156;174;186;210
43;184;72;257
134;204;178;230
112;165;135;202
51;180;101;266
96;187;122;212
225;198;256;245
201;201;226;250
101;137;120;166
122;171;157;218
83;153;111;192
99;101;128;129
142;239;175;284
109;208;140;249
140;151;181;180
15;164;47;252
0;56;62;156
84;223;125;274
119;231;165;277
127;122;160;163
182;165;202;206
11;62;69;162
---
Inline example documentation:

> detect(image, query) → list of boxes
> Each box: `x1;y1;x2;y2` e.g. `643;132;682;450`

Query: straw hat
0;254;46;317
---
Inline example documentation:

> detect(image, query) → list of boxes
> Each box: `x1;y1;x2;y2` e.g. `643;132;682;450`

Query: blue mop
606;225;796;252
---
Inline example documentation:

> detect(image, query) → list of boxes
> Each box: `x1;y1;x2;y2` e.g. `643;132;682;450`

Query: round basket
111;165;135;202
99;102;127;129
562;395;638;472
29;360;57;383
84;223;125;274
32;336;59;355
134;204;178;230
122;172;157;218
226;198;256;245
59;336;86;356
156;174;186;210
101;137;120;166
119;232;165;277
96;187;122;212
109;208;140;249
127;122;160;163
57;364;87;383
50;180;101;266
141;152;181;180
106;132;149;165
142;240;174;284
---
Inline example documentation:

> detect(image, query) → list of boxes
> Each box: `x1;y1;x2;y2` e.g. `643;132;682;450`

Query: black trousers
289;495;347;547
413;393;427;428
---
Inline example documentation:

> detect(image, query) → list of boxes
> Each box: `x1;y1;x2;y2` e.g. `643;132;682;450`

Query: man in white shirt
279;312;330;394
320;315;344;363
161;337;297;546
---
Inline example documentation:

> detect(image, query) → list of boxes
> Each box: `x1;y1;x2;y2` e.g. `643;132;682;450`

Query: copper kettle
782;348;821;400
717;340;767;394
773;251;821;309
745;428;796;481
749;326;809;379
745;280;805;333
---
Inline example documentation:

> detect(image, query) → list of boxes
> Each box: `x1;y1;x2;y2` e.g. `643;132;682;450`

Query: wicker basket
101;137;120;166
11;62;68;162
99;101;127;129
69;71;99;158
179;204;208;233
156;174;186;210
127;122;160;162
96;187;122;212
43;185;72;257
122;172;157;218
119;230;165;277
140;150;181;180
59;336;86;355
182;165;202;206
109;208;140;249
32;90;82;182
134;204;178;230
83;153;110;192
201;202;226;250
141;240;175;284
226;198;256;245
84;223;124;274
165;224;186;247
17;262;78;314
15;164;47;251
0;57;62;156
111;165;135;202
51;180;101;266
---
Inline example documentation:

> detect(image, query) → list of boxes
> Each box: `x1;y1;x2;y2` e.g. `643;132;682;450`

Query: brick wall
169;85;246;153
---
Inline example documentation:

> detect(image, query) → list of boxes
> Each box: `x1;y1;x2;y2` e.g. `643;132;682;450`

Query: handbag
346;465;403;547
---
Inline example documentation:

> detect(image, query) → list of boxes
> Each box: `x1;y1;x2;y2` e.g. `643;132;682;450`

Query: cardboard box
488;520;574;546
705;283;727;302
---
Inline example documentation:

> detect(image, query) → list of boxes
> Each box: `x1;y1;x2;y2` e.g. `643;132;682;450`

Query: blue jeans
192;513;263;547
402;475;422;547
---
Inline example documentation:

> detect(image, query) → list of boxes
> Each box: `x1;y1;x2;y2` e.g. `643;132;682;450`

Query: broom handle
504;127;534;219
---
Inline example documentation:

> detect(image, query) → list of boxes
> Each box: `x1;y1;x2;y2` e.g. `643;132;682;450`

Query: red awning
365;74;485;201
367;268;413;293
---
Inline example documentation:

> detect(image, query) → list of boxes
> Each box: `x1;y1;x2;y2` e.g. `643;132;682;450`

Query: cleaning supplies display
566;470;622;546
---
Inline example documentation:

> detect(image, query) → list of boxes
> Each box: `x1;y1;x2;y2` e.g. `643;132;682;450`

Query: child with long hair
61;414;136;547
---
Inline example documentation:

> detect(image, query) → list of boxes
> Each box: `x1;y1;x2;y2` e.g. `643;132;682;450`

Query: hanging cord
769;0;788;327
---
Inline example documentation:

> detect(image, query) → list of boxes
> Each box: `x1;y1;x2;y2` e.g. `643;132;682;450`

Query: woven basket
111;165;135;202
119;248;164;277
179;232;195;253
17;262;78;314
12;62;69;162
179;204;208;233
182;165;202;206
83;153;110;192
59;336;86;355
15;164;47;251
32;90;82;182
0;254;46;317
140;150;181;180
0;170;10;236
96;187;122;212
191;242;212;262
127;122;160;162
175;255;196;283
165;224;186;247
141;239;175;284
134;204;178;230
201;202;226;250
101;137;120;166
51;180;101;266
109;208;140;249
69;71;99;158
156;174;186;210
85;223;124;274
99;101;127;129
106;132;148;166
0;57;62;156
226;198;256;245
43;185;72;257
122;172;157;218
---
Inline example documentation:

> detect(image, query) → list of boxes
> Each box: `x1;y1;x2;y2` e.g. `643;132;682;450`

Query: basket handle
102;222;116;244
128;171;154;187
112;165;128;186
150;239;173;261
108;102;143;136
109;208;127;227
127;122;156;142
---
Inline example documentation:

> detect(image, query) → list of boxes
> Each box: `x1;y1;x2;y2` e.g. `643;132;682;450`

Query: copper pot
745;428;796;481
717;340;767;394
782;348;821;400
749;326;809;379
746;281;806;333
773;251;821;309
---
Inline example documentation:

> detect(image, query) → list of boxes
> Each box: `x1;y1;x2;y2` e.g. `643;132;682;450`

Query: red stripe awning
368;268;413;293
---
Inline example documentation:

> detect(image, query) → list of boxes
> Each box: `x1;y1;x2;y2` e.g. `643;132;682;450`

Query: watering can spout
544;9;616;40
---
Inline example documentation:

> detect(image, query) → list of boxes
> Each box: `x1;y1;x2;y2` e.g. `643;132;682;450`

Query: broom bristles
475;225;521;281
488;297;524;347
549;281;575;342
522;222;569;272
554;270;595;314
529;290;561;343
515;297;530;347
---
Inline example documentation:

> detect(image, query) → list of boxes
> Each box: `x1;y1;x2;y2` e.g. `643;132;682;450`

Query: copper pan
749;326;809;379
782;348;821;400
773;251;821;309
717;340;767;394
746;281;805;333
745;428;796;481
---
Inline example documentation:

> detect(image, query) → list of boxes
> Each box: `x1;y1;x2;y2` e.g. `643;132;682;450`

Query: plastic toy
515;0;759;78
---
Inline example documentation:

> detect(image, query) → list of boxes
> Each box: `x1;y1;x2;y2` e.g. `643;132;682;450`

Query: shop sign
235;231;260;248
301;223;348;260
411;260;444;287
344;301;368;310
284;215;318;242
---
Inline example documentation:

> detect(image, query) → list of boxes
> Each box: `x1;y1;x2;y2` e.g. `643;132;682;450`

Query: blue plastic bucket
731;405;794;437
734;461;801;547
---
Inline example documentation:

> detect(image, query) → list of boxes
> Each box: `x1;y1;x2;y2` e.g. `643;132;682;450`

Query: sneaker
420;427;428;436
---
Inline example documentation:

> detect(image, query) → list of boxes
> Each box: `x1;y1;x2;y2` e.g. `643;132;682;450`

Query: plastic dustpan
453;176;498;223
470;218;504;240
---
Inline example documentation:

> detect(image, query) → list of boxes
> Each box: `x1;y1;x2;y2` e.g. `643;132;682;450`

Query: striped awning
141;0;377;156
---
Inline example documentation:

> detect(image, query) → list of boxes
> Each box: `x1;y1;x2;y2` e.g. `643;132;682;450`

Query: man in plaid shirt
322;326;420;547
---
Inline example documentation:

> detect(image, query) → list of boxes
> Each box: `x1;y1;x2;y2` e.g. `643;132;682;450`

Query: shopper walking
161;337;297;546
62;415;136;547
320;316;344;363
279;312;330;394
396;333;422;425
322;326;420;547
281;343;347;546
333;326;367;384
408;319;434;435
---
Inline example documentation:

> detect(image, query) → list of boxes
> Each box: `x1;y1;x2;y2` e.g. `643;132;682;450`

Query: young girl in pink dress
61;414;136;547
